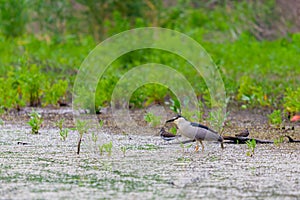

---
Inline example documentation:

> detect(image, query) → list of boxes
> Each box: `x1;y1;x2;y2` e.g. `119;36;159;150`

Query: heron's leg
199;140;204;152
195;141;199;152
221;142;224;149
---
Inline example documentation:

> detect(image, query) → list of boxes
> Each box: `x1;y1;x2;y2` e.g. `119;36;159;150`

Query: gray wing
190;123;222;142
190;122;209;129
190;122;218;134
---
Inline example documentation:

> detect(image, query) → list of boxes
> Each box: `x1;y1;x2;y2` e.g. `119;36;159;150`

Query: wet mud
0;106;299;199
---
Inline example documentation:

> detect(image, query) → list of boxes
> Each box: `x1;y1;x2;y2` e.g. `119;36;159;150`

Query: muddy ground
0;106;299;199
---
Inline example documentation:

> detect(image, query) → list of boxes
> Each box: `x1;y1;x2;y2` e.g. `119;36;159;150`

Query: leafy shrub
0;71;25;110
130;84;168;108
283;88;300;114
21;65;45;106
0;0;28;37
44;80;68;107
237;76;269;107
268;109;282;126
0;1;299;112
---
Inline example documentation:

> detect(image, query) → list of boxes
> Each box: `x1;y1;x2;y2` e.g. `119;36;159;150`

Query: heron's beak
165;118;175;123
166;115;181;124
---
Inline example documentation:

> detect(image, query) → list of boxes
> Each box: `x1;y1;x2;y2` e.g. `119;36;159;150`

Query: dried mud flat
0;107;300;199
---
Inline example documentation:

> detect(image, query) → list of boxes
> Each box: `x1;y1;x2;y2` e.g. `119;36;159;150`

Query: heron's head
165;115;185;125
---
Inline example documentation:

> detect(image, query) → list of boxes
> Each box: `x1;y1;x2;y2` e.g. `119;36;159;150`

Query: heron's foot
199;140;205;152
195;144;199;152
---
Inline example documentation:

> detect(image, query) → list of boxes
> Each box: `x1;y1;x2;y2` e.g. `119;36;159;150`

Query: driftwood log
162;135;300;144
223;135;300;144
160;127;300;144
223;136;273;144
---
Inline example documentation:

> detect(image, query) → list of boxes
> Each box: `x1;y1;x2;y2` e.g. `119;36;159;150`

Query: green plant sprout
91;132;98;153
99;120;104;128
124;144;159;151
91;132;98;144
208;109;229;135
27;109;43;134
76;120;88;155
170;127;177;135
120;146;127;157
180;142;193;153
177;157;192;162
144;112;161;128
98;141;113;156
274;136;285;147
169;98;181;114
268;110;282;127
246;139;256;157
55;119;68;141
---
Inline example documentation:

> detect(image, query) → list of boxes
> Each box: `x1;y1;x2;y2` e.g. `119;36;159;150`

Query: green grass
1;32;298;112
0;1;299;113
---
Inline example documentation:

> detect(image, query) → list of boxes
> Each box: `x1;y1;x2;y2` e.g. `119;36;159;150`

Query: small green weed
124;144;159;151
76;120;88;155
91;132;98;144
91;132;98;154
98;141;113;156
92;132;98;153
99;120;104;128
120;146;127;157
170;127;177;135
59;127;68;141
144;112;161;128
180;143;193;153
274;136;284;146
208;109;229;134
55;119;68;141
177;157;192;162
169;98;181;114
268;110;282;127
27;109;43;134
209;155;219;162
246;139;256;157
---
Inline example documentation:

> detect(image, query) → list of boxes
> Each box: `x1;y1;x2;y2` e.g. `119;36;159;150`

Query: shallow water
1;122;300;199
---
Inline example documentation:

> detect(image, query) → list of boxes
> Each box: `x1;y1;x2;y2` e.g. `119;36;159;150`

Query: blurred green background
0;0;299;115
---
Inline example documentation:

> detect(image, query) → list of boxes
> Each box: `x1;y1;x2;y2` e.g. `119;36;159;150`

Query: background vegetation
0;0;299;116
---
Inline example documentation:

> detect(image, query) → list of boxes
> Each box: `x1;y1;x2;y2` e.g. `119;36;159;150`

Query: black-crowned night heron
166;115;223;152
235;128;249;137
